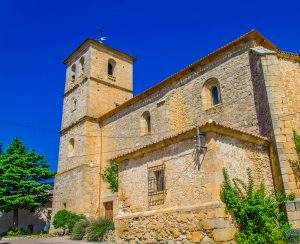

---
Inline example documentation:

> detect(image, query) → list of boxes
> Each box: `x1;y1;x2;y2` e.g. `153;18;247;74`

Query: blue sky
0;0;299;172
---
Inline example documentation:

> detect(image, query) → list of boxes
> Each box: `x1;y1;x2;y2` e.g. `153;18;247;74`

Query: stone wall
61;79;89;130
89;47;133;92
57;121;101;172
100;42;264;163
0;203;51;234
115;131;273;242
97;41;272;215
52;164;100;218
87;79;132;119
64;47;92;93
53;32;299;234
259;53;300;227
53;121;102;218
116;204;236;243
54;42;134;219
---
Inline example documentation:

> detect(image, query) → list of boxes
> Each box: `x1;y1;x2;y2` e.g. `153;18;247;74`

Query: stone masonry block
295;200;300;211
286;202;296;212
288;210;300;221
212;228;236;242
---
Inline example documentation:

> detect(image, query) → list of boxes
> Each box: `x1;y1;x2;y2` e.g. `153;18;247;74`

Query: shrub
52;209;86;233
70;219;90;240
85;218;114;242
220;168;294;243
101;160;118;192
5;227;31;236
294;131;300;157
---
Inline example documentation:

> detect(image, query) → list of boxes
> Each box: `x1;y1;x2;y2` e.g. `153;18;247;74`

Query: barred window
154;170;165;192
148;164;165;206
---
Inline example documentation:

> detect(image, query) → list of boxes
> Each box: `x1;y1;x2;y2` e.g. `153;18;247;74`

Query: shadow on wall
0;204;52;235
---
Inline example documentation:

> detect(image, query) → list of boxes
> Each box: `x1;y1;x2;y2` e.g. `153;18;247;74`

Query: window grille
148;164;166;206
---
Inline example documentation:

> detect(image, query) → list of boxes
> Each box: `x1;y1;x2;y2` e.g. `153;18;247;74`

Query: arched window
107;59;116;76
201;78;221;110
79;56;85;71
211;86;221;106
68;138;75;157
71;64;76;81
141;111;151;135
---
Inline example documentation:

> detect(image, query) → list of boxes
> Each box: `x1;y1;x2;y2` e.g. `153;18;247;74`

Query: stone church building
53;30;300;242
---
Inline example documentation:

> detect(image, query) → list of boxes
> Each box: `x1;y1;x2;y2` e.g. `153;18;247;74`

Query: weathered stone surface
212;228;236;242
258;52;300;227
200;235;213;244
190;231;204;242
53;31;300;240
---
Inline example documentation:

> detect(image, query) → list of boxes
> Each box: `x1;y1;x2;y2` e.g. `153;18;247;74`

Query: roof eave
112;121;269;162
98;30;278;123
63;38;136;65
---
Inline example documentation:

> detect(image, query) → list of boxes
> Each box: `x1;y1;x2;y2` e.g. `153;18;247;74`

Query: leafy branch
289;131;300;177
101;160;118;193
294;131;300;157
220;168;294;243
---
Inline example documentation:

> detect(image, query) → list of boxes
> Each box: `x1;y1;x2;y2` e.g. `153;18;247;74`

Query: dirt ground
0;237;112;244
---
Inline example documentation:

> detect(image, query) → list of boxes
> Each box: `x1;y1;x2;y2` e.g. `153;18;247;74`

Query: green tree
220;168;294;243
0;138;54;228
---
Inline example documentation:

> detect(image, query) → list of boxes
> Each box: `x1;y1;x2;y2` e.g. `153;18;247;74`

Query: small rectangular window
148;164;166;206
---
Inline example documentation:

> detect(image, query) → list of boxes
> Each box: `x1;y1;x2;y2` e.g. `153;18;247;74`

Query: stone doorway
104;201;113;220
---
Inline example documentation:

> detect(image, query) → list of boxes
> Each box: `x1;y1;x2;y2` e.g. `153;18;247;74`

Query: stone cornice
276;50;300;62
64;76;88;97
55;163;99;176
90;77;133;94
64;84;79;97
64;38;135;66
64;76;132;98
60;116;98;136
115;201;222;220
251;47;300;63
112;121;269;162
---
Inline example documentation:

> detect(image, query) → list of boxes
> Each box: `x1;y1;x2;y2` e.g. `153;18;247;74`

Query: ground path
0;237;112;244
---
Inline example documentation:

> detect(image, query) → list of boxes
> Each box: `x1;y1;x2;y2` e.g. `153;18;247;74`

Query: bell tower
52;39;135;218
61;38;134;130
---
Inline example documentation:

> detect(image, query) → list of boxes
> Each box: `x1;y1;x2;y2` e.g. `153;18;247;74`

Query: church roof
60;30;300;136
111;121;269;162
98;29;290;123
63;38;135;65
